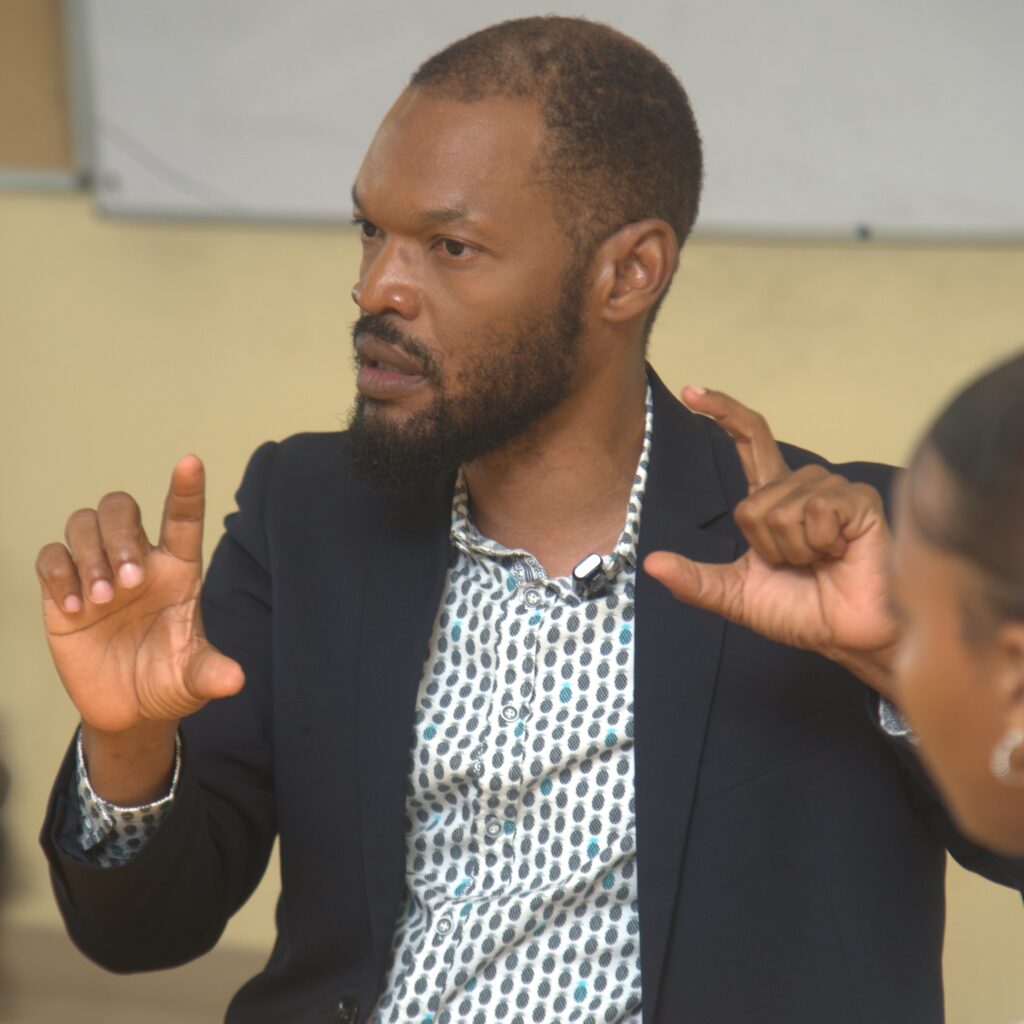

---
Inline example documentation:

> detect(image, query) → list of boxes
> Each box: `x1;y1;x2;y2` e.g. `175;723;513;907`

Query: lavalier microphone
572;552;607;598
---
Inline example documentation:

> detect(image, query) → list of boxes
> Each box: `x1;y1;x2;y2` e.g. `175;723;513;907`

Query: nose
352;243;420;321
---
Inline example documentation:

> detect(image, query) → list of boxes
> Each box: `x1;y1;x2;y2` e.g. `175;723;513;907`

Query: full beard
345;271;586;494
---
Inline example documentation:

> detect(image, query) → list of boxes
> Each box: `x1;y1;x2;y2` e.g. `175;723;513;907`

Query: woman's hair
910;350;1024;627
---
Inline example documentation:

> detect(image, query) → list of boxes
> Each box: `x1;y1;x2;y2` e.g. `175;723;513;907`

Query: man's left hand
644;387;900;697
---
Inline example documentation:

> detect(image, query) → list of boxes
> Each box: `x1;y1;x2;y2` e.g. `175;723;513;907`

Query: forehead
354;91;550;220
892;455;976;603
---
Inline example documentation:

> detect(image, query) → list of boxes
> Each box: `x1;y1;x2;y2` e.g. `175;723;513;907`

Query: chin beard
344;268;586;495
344;360;571;494
345;393;480;493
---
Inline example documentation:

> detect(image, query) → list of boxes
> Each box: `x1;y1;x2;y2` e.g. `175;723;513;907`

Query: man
37;17;1024;1024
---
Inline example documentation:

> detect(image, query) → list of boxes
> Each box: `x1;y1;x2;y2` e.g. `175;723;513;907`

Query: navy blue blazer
42;372;1024;1023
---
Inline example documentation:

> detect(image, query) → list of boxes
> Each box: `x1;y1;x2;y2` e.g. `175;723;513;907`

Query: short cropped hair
410;17;703;261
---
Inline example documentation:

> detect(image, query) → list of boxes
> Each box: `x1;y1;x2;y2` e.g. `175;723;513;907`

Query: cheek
895;626;964;750
895;626;998;805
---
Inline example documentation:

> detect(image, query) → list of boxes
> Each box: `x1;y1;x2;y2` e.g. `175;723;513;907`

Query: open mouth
362;357;421;375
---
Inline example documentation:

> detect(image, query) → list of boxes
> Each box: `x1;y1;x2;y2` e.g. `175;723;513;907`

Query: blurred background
1;1;1022;1020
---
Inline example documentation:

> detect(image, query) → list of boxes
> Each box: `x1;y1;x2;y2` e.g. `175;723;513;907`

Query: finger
183;643;245;704
643;550;744;621
159;455;205;563
36;542;84;614
96;491;150;588
804;482;885;556
733;465;834;566
64;509;116;604
762;500;822;566
681;386;789;491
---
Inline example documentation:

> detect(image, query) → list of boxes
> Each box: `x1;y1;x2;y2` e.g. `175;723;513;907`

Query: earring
990;727;1024;785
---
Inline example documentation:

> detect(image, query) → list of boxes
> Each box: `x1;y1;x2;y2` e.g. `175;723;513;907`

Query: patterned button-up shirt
369;393;653;1024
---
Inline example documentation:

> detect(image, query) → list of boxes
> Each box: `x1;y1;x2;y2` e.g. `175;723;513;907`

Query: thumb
643;551;742;620
184;641;245;704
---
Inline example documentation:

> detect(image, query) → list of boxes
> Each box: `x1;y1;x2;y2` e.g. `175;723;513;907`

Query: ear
995;620;1024;725
589;219;679;326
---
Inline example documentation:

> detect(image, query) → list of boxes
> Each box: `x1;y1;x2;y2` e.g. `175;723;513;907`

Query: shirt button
436;916;454;935
523;587;542;606
335;996;359;1023
484;816;503;839
468;760;484;778
500;705;519;723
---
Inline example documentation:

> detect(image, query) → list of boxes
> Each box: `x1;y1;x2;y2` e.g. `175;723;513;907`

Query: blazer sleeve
39;441;281;972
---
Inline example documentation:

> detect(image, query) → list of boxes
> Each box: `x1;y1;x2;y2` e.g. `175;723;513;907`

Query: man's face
346;90;588;491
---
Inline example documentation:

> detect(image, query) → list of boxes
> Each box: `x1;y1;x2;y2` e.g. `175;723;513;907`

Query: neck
463;361;648;578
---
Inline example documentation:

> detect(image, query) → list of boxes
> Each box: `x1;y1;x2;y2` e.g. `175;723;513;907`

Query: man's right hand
35;455;244;804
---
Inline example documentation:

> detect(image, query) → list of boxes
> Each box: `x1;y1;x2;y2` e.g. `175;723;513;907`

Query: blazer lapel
635;371;736;1021
356;478;454;961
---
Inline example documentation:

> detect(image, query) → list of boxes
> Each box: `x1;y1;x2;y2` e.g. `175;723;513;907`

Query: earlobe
597;219;679;325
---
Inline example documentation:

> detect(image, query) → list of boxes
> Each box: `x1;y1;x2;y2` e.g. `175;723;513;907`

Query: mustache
351;315;439;378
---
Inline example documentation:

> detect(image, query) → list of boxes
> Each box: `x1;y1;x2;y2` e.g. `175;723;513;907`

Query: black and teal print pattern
370;391;653;1024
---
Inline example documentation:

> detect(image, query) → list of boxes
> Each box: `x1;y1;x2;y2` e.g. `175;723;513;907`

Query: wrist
80;719;180;806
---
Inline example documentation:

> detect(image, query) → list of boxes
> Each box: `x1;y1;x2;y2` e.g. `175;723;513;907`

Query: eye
439;238;470;257
353;217;379;241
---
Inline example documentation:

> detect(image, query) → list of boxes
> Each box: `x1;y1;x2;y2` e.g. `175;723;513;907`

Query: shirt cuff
878;698;918;745
75;727;181;866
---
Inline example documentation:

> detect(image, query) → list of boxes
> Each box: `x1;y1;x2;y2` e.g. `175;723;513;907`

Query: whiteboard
81;0;1024;239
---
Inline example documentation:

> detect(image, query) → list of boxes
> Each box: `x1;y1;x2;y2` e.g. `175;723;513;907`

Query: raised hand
644;388;900;695
36;456;243;801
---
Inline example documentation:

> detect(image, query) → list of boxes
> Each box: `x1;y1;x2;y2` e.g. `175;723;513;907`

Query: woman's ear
589;219;679;325
997;622;1024;717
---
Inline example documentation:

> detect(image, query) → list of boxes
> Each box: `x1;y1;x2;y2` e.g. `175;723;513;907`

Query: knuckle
851;482;882;506
99;490;138;512
793;464;829;484
67;507;96;528
36;543;67;575
47;561;76;585
804;493;831;517
765;506;789;530
733;501;756;528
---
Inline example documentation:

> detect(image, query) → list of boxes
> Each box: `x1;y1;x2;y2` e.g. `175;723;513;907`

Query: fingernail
119;562;143;588
63;595;82;613
687;385;707;395
90;580;114;603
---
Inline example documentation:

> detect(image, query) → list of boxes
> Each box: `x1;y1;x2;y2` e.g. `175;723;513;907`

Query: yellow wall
1;192;1022;1022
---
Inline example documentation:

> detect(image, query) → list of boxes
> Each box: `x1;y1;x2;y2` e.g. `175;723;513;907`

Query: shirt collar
450;385;654;584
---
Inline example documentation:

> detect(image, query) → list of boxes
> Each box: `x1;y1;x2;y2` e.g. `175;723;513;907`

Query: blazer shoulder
235;430;367;498
699;417;898;486
696;417;899;522
226;430;387;544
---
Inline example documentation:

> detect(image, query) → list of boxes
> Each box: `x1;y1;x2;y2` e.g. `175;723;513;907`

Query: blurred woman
890;350;1024;855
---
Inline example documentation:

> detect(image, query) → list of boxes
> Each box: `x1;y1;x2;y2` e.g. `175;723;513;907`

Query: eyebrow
351;185;477;229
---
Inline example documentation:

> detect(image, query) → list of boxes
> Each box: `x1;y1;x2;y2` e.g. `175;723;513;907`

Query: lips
355;335;425;375
355;334;428;399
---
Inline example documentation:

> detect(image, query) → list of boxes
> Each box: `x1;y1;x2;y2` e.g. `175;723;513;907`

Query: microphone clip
572;552;607;598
